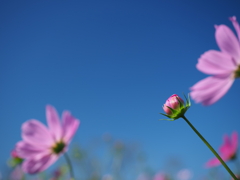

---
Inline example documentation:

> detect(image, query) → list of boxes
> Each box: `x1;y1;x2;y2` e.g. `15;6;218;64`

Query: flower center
52;141;66;154
234;65;240;78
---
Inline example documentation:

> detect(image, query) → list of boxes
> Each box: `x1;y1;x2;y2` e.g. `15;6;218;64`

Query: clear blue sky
0;0;240;179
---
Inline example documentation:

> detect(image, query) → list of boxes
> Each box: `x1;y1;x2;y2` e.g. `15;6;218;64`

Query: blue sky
0;0;240;179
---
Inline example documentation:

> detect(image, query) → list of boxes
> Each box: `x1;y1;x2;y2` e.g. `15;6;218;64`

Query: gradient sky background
1;0;240;179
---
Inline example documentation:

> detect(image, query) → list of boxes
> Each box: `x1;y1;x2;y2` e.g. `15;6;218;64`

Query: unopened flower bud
8;149;23;167
163;94;184;115
11;150;19;158
160;94;191;120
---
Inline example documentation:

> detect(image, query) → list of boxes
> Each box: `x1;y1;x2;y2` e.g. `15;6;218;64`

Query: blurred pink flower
153;172;167;180
10;166;24;180
177;169;193;180
102;174;113;180
16;105;80;174
206;131;238;167
9;149;23;167
190;16;240;105
11;149;19;159
136;173;150;180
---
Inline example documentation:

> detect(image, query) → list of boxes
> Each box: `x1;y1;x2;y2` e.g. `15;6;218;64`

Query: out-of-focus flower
153;172;167;180
50;166;68;180
161;94;191;120
49;168;62;180
8;149;23;167
10;166;24;180
102;174;113;180
190;16;240;105
206;131;238;167
16;105;80;174
136;173;150;180
177;169;193;180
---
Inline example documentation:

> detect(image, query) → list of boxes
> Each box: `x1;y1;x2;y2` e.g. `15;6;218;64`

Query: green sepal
183;93;191;107
166;106;178;114
159;113;172;118
187;93;191;106
8;157;23;167
176;97;184;108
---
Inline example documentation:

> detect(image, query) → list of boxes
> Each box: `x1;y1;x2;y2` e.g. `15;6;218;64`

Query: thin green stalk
182;115;238;180
64;153;75;180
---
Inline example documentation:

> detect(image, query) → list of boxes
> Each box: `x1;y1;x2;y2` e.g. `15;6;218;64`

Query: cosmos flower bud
163;94;184;115
11;150;19;159
160;94;191;120
8;149;23;167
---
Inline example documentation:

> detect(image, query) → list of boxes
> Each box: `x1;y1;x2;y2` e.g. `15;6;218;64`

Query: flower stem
64;153;74;180
182;115;238;180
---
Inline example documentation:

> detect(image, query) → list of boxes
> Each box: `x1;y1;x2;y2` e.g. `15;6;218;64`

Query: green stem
64;153;75;180
182;115;238;180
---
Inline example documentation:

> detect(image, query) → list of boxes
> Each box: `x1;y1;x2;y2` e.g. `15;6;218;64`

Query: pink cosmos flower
190;16;240;105
206;131;238;167
16;105;80;174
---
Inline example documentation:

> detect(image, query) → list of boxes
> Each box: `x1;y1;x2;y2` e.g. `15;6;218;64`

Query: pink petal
219;134;232;157
205;154;230;168
21;153;58;174
197;50;236;75
22;120;54;147
229;16;240;42
215;24;240;64
205;157;225;168
62;111;80;143
190;74;234;105
46;105;62;142
16;141;49;159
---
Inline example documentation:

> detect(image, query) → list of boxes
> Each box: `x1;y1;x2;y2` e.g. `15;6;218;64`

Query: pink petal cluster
16;105;80;174
190;16;240;105
163;94;184;115
206;131;238;167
